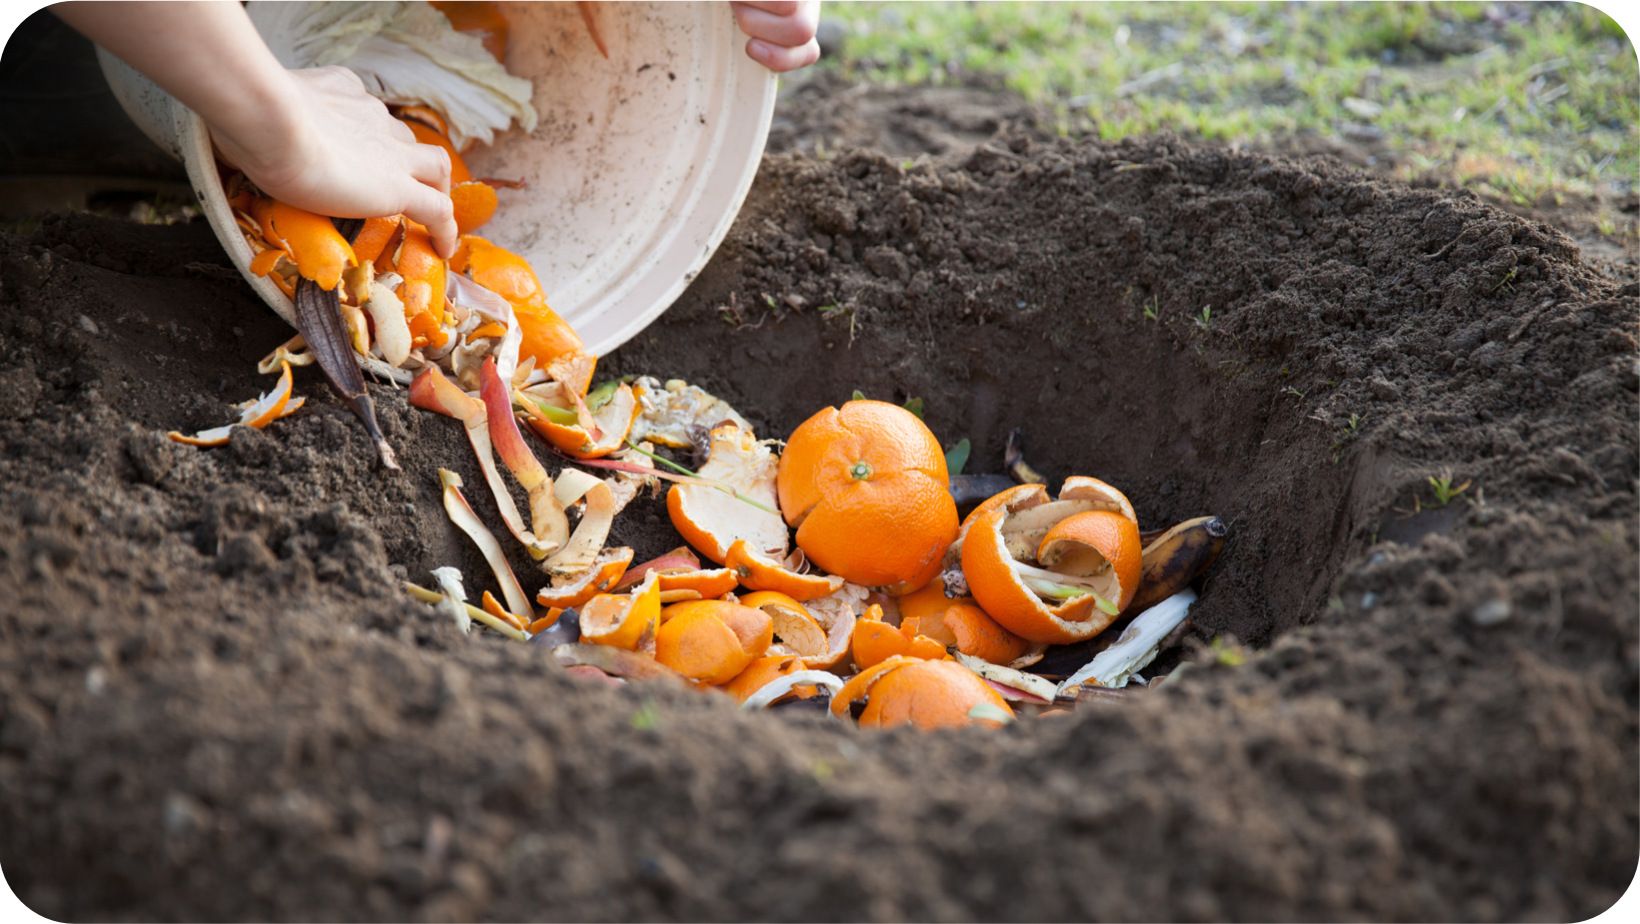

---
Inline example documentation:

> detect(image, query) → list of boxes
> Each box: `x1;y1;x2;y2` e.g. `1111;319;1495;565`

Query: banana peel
1127;516;1226;613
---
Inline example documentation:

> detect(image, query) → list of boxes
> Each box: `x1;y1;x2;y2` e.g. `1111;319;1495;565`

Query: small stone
1342;97;1383;119
1470;599;1512;626
77;314;100;336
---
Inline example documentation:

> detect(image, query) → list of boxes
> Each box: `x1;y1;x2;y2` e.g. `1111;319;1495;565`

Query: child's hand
731;1;821;73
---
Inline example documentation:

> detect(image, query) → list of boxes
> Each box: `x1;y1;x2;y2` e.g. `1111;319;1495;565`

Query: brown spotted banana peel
1126;516;1227;613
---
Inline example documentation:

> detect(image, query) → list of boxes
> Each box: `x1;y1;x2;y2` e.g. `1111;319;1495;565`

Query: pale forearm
53;1;303;176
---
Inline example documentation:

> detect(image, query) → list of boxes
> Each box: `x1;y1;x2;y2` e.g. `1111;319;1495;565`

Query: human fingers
732;2;817;48
401;183;458;259
408;143;453;196
734;1;801;15
746;36;820;73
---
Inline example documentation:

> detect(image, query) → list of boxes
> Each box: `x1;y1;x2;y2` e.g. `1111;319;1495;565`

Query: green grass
822;2;1637;207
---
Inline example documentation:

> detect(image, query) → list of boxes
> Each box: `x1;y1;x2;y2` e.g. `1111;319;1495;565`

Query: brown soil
2;79;1637;922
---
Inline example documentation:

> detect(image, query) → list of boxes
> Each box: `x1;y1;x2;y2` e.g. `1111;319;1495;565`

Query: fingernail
747;38;772;62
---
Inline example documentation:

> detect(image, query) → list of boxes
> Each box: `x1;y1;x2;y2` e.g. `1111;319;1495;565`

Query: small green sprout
1427;471;1473;507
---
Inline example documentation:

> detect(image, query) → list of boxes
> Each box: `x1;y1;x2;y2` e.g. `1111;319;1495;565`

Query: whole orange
776;400;958;591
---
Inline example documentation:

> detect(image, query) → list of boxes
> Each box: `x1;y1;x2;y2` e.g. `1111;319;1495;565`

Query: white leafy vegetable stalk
249;1;538;149
1058;589;1196;693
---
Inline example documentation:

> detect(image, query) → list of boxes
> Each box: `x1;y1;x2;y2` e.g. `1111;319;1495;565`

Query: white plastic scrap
1058;589;1196;694
249;1;538;149
431;566;471;634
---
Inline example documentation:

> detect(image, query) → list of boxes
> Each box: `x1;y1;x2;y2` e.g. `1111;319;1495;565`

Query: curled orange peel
614;547;739;600
578;572;662;652
725;540;844;601
251;199;356;292
961;501;1142;645
480;591;530;632
167;360;295;447
536;547;634;610
518;382;638;459
737;591;829;661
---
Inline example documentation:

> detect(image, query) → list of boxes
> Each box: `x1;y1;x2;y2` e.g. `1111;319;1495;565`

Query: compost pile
2;87;1636;919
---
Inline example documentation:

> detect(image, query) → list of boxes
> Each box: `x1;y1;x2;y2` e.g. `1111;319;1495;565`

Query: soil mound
2;116;1636;918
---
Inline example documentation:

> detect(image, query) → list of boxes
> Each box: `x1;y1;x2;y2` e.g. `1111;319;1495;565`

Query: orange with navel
777;400;958;592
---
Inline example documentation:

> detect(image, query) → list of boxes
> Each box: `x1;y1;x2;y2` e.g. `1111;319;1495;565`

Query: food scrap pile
166;1;1228;730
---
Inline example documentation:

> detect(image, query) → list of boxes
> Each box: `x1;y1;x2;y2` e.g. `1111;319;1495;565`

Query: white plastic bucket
98;1;777;357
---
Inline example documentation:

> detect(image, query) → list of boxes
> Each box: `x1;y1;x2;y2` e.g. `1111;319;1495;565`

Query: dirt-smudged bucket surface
1;122;1635;920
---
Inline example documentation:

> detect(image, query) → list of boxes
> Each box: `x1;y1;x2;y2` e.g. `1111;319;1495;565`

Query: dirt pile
2;106;1636;918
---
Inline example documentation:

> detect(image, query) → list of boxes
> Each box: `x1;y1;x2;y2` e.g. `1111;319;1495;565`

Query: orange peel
480;590;529;632
400;118;471;183
799;582;867;671
451;236;589;392
395;221;449;344
737;591;830;661
725;540;844;601
654;599;773;685
615;547;739;600
896;579;1031;666
578;572;662;652
251;199;357;292
429;1;510;62
536;547;634;609
723;654;815;704
961;493;1142;644
518;382;639;459
849;604;948;670
666;422;787;565
167;360;295;447
351;216;403;267
853;659;1015;729
452;181;499;235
